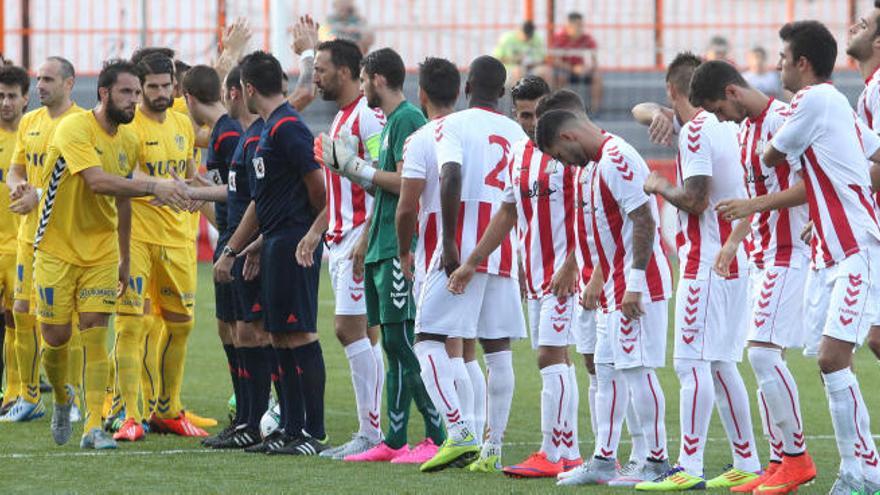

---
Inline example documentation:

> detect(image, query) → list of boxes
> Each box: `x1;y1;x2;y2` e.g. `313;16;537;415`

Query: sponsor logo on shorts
79;287;116;300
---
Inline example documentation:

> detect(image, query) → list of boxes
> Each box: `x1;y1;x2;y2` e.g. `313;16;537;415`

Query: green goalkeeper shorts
365;257;416;327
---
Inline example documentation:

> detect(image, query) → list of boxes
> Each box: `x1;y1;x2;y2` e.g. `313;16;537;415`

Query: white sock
344;338;381;441
372;342;385;434
624;367;667;462
588;372;598;438
675;358;714;476
624;387;647;464
748;347;805;455
451;357;475;435
824;368;866;479
539;363;568;463
711;361;761;473
484;350;514;446
852;379;880;483
466;359;486;442
566;364;581;460
592;363;627;460
414;341;469;441
756;388;784;462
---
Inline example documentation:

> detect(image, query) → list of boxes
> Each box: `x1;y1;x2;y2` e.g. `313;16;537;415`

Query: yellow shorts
0;252;16;309
13;239;35;306
117;240;196;317
34;250;118;325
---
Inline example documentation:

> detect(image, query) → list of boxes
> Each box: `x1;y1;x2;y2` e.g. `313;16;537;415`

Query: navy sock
243;347;271;429
267;346;284;407
275;346;304;436
293;340;326;439
233;348;250;426
222;344;241;423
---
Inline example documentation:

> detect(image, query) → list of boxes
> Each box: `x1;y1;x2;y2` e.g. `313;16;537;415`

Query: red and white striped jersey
772;83;880;266
503;138;577;299
324;95;385;245
581;134;672;310
401;119;442;278
574;166;597;286
857;65;880;131
434;107;526;278
675;110;748;280
737;98;809;269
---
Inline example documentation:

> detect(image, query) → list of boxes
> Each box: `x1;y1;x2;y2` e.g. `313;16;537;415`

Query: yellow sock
13;310;40;403
140;314;163;417
42;340;70;405
157;319;193;418
104;333;119;418
4;325;21;402
113;315;144;422
68;323;83;405
80;326;109;432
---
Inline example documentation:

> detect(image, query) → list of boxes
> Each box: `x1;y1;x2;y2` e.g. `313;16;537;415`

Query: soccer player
396;57;487;464
0;64;28;415
297;38;386;460
214;50;328;456
534;109;673;486
111;52;205;438
442;75;582;479
196;65;270;450
635;53;761;491
2;56;83;423
319;47;444;463
847;0;880;362
416;55;527;473
688;60;817;494
761;21;880;494
34;58;189;449
178;64;243;442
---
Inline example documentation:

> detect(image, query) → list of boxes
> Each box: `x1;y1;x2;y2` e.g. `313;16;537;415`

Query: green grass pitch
1;263;878;494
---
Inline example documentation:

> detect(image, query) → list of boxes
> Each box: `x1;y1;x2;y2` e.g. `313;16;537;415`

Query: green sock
381;323;412;449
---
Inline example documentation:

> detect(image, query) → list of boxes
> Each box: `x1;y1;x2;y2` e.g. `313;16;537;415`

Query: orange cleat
730;462;780;493
502;451;564;478
113;418;145;442
754;452;817;495
149;412;209;437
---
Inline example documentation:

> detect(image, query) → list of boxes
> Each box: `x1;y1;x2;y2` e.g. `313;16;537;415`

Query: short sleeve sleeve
602;147;649;215
583;34;598;49
435;116;464;169
401;131;426;180
857;117;880;160
56;120;100;176
272;117;320;175
11;116;27;166
772;90;823;158
680;125;713;180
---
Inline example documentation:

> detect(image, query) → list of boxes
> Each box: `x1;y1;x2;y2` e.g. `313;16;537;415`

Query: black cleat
203;422;238;447
213;426;262;449
244;430;286;454
267;434;330;456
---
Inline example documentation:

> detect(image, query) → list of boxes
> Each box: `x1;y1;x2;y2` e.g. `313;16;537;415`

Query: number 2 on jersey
484;134;511;190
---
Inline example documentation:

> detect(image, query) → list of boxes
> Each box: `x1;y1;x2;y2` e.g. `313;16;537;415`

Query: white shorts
573;305;597;355
527;294;577;349
802;267;829;357
606;298;668;369
674;273;748;362
415;270;527;340
328;229;367;316
594;311;613;365
747;265;807;348
818;251;880;347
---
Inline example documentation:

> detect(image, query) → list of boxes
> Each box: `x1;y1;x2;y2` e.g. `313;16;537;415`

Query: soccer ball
260;399;280;439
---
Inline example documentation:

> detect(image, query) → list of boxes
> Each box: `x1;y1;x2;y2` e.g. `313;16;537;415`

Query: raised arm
644;172;710;216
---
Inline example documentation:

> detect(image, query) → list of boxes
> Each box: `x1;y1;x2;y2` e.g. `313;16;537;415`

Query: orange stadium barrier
0;0;864;73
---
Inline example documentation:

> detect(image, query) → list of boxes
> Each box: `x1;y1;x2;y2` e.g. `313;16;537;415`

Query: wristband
35;188;44;200
300;49;315;60
625;268;647;293
351;162;376;184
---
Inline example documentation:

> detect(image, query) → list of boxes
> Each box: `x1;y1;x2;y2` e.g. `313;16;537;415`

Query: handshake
314;130;375;188
146;169;202;213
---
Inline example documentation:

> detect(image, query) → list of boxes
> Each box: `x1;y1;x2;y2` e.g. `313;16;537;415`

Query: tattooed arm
644;172;710;216
288;15;319;112
620;202;655;320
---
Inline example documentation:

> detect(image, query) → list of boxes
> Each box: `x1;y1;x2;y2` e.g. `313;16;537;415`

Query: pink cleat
344;442;409;462
390;438;438;464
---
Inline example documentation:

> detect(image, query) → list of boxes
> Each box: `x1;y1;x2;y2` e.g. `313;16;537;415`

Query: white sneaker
556;457;618;486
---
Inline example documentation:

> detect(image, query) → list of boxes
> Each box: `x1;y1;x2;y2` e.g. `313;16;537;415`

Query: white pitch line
2;435;879;460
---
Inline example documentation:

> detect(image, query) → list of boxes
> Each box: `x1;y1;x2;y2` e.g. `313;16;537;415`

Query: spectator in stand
741;46;781;97
494;20;552;86
319;0;374;54
704;35;735;65
549;11;603;113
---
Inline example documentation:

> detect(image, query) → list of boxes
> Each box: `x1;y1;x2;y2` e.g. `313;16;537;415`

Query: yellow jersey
35;111;139;266
0;127;20;254
173;96;204;166
126;107;195;247
11;104;85;244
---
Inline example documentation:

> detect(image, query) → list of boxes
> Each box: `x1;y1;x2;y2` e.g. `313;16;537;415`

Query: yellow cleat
705;465;759;489
185;410;218;428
